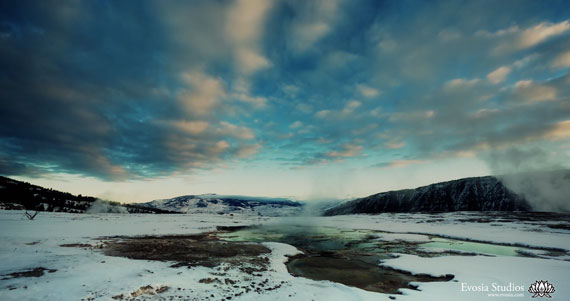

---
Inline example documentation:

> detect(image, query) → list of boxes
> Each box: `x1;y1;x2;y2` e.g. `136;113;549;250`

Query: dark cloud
0;1;261;179
1;0;569;180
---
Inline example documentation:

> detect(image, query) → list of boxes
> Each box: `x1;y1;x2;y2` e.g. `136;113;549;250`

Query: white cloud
369;107;383;117
226;0;270;43
388;159;426;168
487;66;511;84
235;48;270;74
293;22;330;52
289;121;303;129
314;100;362;120
512;54;538;69
218;121;255;140
342;100;361;114
491;20;570;53
385;141;405;149
357;84;381;98
296;103;313;114
475;25;519;38
325;144;363;158
282;84;300;97
288;0;341;52
155;1;230;65
472;108;500;119
517;20;570;49
171;120;210;135
315;110;330;118
178;71;226;116
513;80;557;103
233;79;267;108
237;93;267;108
444;78;481;90
546;120;570;140
213;140;230;153
551;51;570;68
226;0;273;74
236;143;261;158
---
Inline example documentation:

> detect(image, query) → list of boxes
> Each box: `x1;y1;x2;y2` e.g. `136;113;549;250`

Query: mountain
0;176;174;214
323;176;532;215
140;194;303;216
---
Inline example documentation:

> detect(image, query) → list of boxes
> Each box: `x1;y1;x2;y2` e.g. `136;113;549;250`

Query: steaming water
219;225;374;252
218;224;533;257
216;224;546;293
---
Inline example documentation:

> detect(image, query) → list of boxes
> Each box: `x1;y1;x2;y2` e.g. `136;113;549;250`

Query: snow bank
0;210;568;300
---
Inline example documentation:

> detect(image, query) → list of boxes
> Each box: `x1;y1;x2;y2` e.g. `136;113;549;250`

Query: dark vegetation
0;176;177;214
324;176;531;215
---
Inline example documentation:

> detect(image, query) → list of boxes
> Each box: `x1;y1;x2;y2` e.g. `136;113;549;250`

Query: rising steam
86;199;129;214
484;146;570;212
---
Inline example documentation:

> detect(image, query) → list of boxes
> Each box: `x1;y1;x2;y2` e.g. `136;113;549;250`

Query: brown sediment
101;234;271;270
216;225;252;231
546;223;570;231
60;243;92;248
285;253;453;294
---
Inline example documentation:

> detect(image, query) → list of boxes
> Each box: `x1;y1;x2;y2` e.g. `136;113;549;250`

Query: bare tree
24;210;39;220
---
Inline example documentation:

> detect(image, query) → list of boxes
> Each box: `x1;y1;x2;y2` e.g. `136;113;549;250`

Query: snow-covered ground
0;210;568;300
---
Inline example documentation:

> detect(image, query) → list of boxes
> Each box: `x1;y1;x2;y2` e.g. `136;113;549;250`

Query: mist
484;147;570;212
501;171;570;212
86;199;129;214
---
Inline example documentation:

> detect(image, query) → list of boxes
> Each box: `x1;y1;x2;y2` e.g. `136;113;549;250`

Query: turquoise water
218;224;373;251
218;224;529;257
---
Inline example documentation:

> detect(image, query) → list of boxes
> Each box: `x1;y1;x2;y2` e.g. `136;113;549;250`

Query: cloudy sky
1;0;569;202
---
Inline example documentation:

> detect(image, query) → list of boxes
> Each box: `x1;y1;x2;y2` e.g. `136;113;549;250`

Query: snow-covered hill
140;194;304;216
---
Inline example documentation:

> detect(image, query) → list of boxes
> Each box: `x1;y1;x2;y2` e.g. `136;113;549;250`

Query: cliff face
324;176;531;215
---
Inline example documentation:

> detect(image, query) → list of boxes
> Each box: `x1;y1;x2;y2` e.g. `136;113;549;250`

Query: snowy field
0;210;569;300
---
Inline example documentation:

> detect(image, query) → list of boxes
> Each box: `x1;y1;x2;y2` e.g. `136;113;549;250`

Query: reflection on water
219;224;456;294
217;224;548;294
219;225;373;251
219;224;532;257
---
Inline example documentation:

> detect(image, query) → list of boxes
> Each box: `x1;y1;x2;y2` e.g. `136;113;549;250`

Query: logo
528;280;555;298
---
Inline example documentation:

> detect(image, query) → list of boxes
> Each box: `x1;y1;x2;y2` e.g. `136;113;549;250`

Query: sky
1;0;570;203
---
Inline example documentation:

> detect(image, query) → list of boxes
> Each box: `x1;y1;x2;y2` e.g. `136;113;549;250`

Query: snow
0;210;568;300
381;254;570;300
183;194;298;203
